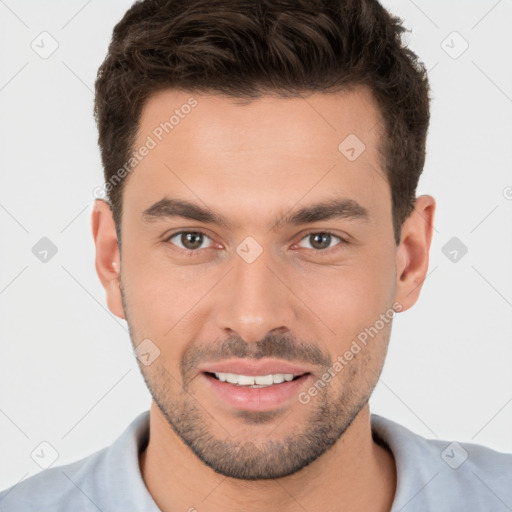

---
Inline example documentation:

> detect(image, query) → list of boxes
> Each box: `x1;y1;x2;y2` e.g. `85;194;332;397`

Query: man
1;0;510;510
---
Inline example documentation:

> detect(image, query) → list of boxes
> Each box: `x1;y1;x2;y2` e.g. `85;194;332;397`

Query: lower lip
201;372;311;411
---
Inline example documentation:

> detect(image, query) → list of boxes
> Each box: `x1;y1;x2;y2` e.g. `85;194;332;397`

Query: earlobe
91;199;125;319
395;195;436;312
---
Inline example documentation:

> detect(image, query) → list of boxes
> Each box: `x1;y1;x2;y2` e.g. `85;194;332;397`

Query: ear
91;199;125;319
395;195;436;312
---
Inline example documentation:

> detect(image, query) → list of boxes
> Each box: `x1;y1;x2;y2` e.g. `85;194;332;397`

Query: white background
1;0;511;492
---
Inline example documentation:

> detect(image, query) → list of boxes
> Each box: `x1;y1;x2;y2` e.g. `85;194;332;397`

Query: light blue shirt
1;410;511;511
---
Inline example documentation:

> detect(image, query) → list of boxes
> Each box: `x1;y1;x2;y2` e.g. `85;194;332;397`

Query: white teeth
255;375;274;385
213;372;299;386
225;373;238;384
237;374;256;386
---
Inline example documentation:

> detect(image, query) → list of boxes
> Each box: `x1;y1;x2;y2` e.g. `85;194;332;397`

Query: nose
214;242;297;343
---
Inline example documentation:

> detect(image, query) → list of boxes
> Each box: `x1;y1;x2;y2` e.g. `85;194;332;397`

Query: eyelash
163;230;348;257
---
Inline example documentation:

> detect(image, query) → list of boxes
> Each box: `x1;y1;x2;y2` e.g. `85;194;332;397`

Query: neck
139;402;396;512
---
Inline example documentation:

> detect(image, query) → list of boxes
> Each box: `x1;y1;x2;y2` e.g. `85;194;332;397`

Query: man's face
113;87;401;479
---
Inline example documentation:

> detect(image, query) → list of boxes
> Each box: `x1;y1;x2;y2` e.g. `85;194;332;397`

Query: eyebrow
141;197;370;231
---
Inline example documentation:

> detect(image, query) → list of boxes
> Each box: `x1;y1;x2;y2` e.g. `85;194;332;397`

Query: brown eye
310;233;332;250
166;231;211;251
297;231;346;252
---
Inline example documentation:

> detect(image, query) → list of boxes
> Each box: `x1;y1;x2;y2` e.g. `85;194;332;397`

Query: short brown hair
94;0;431;246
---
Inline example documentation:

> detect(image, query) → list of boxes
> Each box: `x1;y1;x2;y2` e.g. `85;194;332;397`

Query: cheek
121;244;218;350
296;249;396;345
120;245;177;337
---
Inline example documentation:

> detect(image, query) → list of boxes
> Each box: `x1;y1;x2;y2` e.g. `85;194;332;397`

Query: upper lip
199;359;311;377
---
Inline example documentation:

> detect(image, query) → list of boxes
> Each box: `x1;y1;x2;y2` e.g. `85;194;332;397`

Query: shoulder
0;411;157;512
0;446;111;512
371;414;512;511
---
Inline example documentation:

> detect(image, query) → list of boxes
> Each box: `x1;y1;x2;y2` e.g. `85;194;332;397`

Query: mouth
200;370;312;411
204;371;307;388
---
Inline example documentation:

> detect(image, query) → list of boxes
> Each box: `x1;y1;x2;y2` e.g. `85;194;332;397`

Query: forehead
123;87;389;227
138;86;382;156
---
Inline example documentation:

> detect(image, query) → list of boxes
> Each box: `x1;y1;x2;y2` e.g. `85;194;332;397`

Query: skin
92;86;435;512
